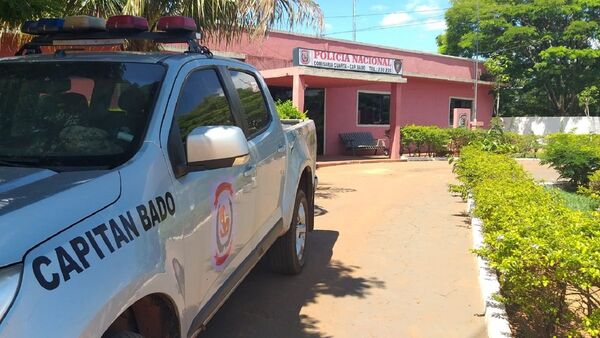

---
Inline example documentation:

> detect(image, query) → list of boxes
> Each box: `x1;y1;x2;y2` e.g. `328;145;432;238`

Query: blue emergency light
21;18;64;35
37;18;64;32
21;21;39;35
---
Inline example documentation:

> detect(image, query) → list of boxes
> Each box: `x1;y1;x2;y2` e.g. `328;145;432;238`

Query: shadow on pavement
315;185;357;200
200;230;385;338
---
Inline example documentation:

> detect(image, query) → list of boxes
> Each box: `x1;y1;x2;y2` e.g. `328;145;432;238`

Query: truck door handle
243;165;256;177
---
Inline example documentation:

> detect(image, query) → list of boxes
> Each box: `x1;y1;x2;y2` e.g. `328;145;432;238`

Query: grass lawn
547;186;600;212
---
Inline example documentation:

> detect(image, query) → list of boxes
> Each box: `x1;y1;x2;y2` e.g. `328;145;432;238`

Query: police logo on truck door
213;182;234;270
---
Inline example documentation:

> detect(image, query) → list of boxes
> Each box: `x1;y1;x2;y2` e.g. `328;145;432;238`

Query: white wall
502;116;600;135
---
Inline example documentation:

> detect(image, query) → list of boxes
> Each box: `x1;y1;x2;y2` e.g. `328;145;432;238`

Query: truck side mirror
185;126;250;171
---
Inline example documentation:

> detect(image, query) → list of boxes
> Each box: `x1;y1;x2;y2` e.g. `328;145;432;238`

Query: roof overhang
261;66;407;88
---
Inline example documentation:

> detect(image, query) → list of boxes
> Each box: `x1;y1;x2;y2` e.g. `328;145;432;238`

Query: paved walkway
203;161;487;338
516;158;560;182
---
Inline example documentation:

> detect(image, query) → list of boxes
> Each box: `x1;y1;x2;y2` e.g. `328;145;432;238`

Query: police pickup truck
0;15;316;338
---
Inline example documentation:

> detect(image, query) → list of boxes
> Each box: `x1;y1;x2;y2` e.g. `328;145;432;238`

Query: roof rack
15;30;212;57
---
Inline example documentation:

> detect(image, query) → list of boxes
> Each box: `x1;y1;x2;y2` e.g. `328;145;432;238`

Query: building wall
324;79;493;155
210;31;480;82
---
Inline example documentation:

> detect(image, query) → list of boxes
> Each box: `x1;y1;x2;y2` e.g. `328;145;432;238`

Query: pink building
210;31;495;158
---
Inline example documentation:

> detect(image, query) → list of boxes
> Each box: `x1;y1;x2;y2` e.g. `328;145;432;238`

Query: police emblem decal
394;59;402;74
300;49;310;65
213;182;234;269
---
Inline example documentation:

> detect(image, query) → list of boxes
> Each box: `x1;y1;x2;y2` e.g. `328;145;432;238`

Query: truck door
162;66;258;326
227;70;286;234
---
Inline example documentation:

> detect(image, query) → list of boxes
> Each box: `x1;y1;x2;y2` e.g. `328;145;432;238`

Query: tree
438;0;600;117
1;1;322;43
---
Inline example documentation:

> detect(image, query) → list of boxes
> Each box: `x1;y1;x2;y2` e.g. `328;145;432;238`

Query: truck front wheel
268;188;310;274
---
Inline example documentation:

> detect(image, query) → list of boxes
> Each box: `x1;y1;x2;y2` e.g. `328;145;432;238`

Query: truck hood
0;167;120;267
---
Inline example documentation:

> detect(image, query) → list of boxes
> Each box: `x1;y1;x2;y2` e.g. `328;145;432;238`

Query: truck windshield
0;61;165;170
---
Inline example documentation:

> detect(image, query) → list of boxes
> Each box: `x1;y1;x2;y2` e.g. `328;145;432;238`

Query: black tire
103;331;145;338
268;189;310;275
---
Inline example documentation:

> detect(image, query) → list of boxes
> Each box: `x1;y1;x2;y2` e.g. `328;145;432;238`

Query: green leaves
454;146;600;336
439;0;600;116
275;99;307;120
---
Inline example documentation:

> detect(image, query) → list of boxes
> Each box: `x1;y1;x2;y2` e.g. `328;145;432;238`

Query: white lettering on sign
294;48;403;75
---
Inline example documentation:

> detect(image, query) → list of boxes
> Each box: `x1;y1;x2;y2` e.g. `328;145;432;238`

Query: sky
293;0;451;53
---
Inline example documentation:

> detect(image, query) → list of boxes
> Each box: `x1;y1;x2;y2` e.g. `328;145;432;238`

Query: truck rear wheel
269;189;310;274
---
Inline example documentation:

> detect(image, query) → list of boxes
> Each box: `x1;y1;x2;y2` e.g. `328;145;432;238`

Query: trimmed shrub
401;125;452;156
452;147;600;337
275;99;307;120
541;133;600;185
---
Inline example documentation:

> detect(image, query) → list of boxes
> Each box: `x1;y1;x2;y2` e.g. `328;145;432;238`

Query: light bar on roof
107;15;149;32
157;16;197;32
64;16;106;32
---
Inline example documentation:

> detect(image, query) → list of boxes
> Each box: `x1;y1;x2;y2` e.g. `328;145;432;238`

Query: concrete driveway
202;161;487;338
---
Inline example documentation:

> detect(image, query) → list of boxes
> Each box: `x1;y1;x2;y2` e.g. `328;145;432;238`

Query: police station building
209;31;494;158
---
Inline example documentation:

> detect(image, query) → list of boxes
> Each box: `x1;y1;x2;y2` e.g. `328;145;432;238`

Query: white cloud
370;4;389;12
415;4;439;12
424;19;447;31
406;0;445;11
380;12;412;26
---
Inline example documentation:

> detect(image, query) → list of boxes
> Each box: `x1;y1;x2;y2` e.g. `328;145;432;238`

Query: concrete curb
467;198;512;338
316;158;406;169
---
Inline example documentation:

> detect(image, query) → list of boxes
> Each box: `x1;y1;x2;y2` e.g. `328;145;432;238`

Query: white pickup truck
0;15;316;338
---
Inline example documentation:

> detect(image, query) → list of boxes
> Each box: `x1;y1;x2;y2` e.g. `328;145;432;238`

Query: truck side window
228;70;271;138
174;69;235;141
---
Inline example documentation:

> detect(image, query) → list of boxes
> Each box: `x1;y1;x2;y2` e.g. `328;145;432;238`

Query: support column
292;74;305;112
389;83;402;159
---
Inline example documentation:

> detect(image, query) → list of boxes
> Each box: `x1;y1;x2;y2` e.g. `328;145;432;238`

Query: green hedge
452;147;600;337
400;124;542;157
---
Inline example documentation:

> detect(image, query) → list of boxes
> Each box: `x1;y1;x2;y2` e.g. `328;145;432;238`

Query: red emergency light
107;15;149;32
157;16;197;32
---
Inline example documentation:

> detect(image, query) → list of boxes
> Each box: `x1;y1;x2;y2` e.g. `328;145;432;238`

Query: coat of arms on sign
300;49;310;65
394;59;402;74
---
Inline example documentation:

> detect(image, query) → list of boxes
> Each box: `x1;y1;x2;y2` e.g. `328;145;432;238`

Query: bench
339;132;389;156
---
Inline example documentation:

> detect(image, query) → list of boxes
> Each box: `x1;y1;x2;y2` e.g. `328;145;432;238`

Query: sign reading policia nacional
293;47;403;75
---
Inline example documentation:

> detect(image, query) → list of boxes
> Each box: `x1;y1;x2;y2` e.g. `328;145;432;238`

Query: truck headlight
0;265;21;323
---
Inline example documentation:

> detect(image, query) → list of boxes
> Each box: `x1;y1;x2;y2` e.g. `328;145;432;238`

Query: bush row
400;123;542;157
452;147;600;337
